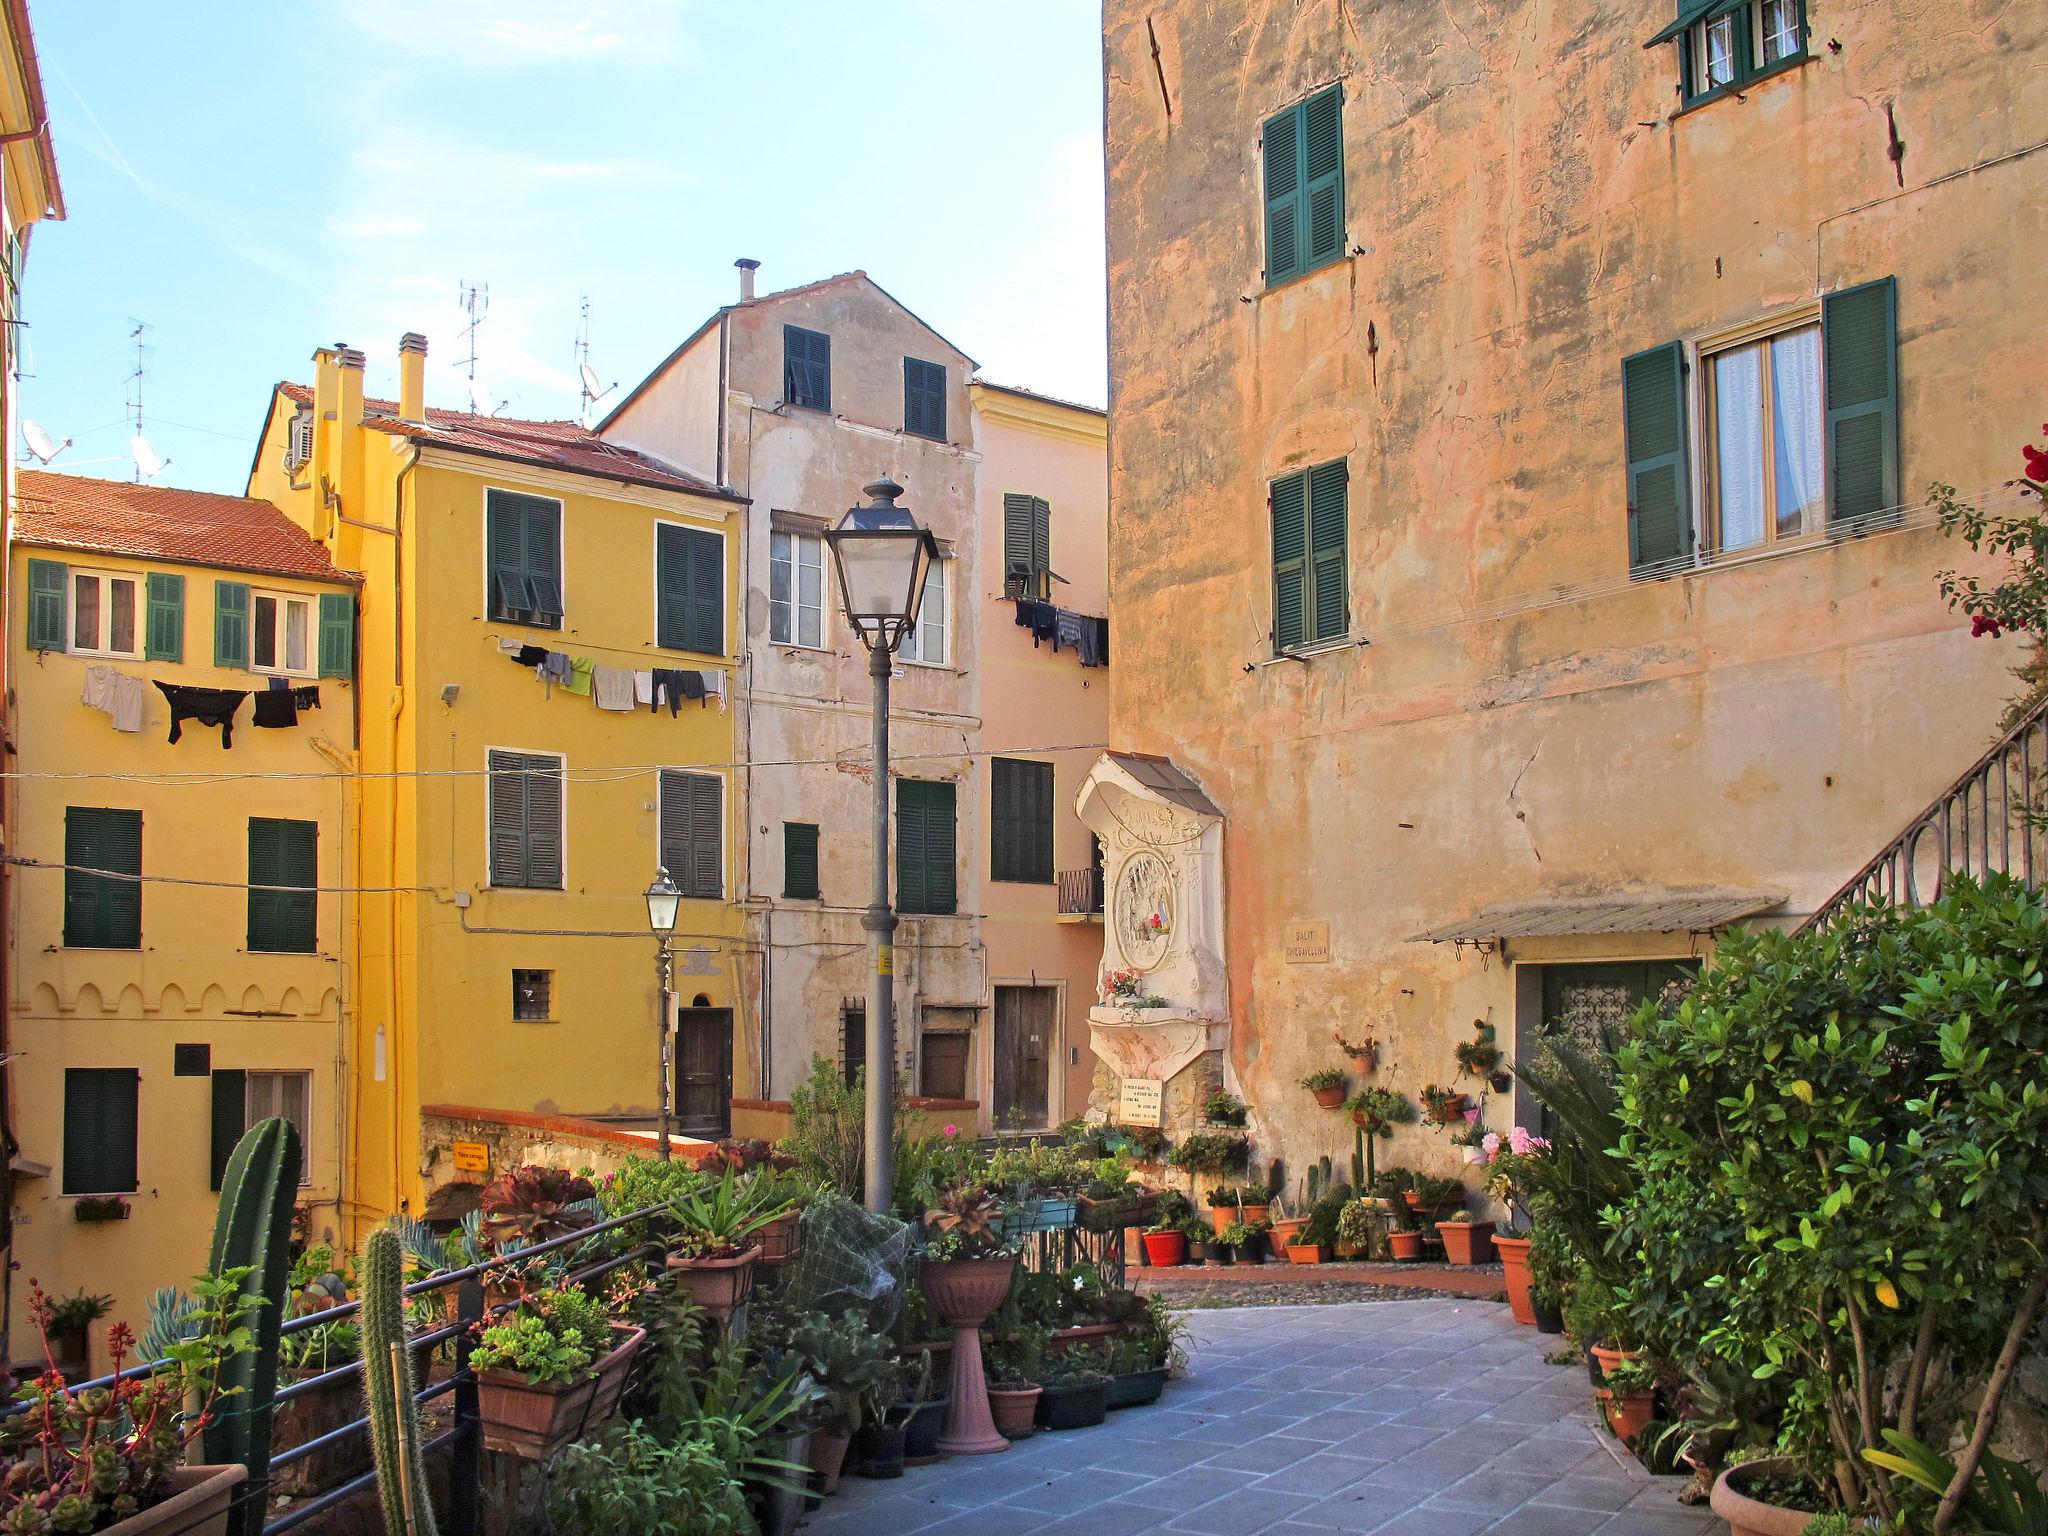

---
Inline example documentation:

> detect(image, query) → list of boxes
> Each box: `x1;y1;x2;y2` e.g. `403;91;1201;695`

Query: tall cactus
1352;1124;1367;1191
202;1116;302;1536
362;1225;438;1536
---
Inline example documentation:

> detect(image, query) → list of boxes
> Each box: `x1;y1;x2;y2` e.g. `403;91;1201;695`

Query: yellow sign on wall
1117;1077;1165;1127
452;1140;490;1175
1285;920;1332;964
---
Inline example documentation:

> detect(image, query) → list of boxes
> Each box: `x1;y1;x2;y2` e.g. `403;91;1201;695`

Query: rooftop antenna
125;320;169;481
455;279;510;416
574;294;616;428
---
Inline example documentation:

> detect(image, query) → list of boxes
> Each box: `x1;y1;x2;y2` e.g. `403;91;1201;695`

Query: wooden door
993;985;1055;1128
1530;961;1697;1138
674;1006;732;1138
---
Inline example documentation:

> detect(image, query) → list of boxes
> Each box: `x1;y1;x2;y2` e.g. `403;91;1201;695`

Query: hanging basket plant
1419;1084;1469;1127
1332;1032;1379;1074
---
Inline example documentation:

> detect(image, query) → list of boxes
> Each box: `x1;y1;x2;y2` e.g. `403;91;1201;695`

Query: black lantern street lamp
645;865;682;1161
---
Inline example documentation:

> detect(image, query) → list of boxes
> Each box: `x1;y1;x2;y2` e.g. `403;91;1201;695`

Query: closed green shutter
64;807;141;949
660;770;722;900
1823;275;1899;530
488;750;564;889
213;581;250;668
1622;341;1694;575
317;592;354;678
784;325;832;411
992;758;1055;884
1264;86;1344;285
1307;459;1350;642
63;1068;139;1194
897;779;957;915
1271;471;1308;650
248;817;316;954
656;525;724;654
904;358;947;441
486;491;564;623
524;497;563;618
1262;104;1303;284
209;1070;247;1191
27;558;66;650
144;573;184;662
783;822;820;900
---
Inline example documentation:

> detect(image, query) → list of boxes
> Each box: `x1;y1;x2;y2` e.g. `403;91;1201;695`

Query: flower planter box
756;1208;803;1268
1201;1240;1236;1266
102;1465;247;1536
1387;1230;1425;1262
1709;1458;1821;1536
476;1323;645;1460
73;1198;130;1223
1000;1196;1078;1237
1141;1229;1188;1267
988;1384;1041;1439
1492;1234;1535;1324
1286;1240;1330;1265
1049;1322;1123;1356
1595;1386;1656;1447
1106;1367;1167;1409
1435;1220;1495;1266
667;1246;760;1323
1037;1376;1110;1430
1079;1191;1157;1232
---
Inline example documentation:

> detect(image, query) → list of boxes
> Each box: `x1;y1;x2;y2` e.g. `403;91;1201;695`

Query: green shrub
547;1421;752;1536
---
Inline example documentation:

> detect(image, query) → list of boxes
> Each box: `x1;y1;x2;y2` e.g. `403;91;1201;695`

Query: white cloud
340;0;691;67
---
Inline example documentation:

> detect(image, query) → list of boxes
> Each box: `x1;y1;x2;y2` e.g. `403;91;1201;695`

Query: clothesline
481;631;733;669
79;663;323;749
498;640;727;715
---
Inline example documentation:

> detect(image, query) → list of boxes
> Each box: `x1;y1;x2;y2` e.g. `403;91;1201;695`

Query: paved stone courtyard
816;1298;1725;1535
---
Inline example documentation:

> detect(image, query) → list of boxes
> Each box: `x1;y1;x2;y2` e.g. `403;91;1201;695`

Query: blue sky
19;0;1107;494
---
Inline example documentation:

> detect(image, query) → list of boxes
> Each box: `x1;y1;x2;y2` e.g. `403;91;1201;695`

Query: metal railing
1803;694;2048;931
1057;867;1104;916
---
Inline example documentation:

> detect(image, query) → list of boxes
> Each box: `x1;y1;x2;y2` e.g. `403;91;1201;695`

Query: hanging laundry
252;689;299;729
1016;598;1058;647
1078;615;1109;668
536;651;572;697
291;685;321;712
565;657;595;697
633;670;655;706
154;682;246;748
592;664;634;712
1054;610;1088;655
678;670;706;701
81;665;146;733
703;670;727;711
509;643;548;667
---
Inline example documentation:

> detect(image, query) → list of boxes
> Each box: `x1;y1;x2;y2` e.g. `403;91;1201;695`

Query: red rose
1972;614;2005;638
2025;444;2048;481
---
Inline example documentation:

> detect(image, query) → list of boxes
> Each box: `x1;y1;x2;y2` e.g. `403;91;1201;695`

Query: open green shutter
1823;275;1899;530
784;823;820;900
210;1070;247;1191
525;498;563;618
1263;104;1303;284
214;581;250;668
1307;459;1350;642
27;558;66;650
655;525;688;649
1002;494;1035;598
487;491;532;616
1271;472;1308;649
1622;342;1693;575
1302;86;1345;268
1031;498;1051;591
144;573;183;661
317;593;354;677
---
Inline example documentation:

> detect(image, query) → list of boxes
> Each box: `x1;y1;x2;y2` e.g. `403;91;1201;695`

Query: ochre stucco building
1090;0;2045;1195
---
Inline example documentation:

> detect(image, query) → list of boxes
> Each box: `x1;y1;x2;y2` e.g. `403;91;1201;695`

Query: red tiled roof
13;471;355;584
276;384;736;499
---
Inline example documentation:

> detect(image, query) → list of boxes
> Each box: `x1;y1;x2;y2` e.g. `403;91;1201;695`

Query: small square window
173;1043;211;1077
252;591;314;676
68;571;141;659
513;969;553;1021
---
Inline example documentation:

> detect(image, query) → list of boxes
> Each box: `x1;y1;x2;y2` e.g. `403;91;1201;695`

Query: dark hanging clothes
511;644;548;667
155;682;246;748
252;690;299;729
678;670;707;701
1015;598;1058;647
1078;615;1109;668
291;685;321;711
1054;610;1088;655
649;668;687;717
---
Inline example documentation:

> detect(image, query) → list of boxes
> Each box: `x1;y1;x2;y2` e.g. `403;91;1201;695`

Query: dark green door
1530;961;1698;1138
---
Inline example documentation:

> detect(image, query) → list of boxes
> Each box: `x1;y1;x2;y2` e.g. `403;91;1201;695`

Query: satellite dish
468;376;497;416
130;434;168;479
22;419;68;464
579;362;602;398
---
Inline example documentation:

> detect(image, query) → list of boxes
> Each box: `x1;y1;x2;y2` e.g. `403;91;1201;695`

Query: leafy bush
1168;1132;1250;1176
468;1284;614;1384
546;1421;753;1536
784;1055;868;1198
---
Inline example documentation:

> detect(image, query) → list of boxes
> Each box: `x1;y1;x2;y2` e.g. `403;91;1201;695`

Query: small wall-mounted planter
73;1196;131;1223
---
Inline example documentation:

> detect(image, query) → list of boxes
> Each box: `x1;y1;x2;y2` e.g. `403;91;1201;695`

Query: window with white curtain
1682;0;1807;103
900;560;947;666
769;529;823;648
1706;321;1823;554
244;1070;312;1184
70;571;140;658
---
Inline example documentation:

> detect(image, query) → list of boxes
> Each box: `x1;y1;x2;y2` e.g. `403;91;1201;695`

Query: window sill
991;876;1057;888
512;1016;556;1026
488;615;564;633
1260;252;1352;297
898;657;954;672
770;642;833;657
69;649;143;663
1254;637;1357;668
1674;52;1812;117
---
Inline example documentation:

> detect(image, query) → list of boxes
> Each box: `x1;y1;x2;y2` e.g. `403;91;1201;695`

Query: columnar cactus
361;1225;438;1536
202;1116;302;1536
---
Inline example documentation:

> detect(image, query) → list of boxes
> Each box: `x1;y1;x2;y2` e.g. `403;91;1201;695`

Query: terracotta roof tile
13;472;354;584
276;384;735;499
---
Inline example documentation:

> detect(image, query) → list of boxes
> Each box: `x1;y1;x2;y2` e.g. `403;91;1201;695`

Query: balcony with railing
1058;866;1104;921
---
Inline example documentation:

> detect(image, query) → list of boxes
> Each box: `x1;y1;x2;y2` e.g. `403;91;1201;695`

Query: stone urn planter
1493;1234;1536;1324
1709;1458;1820;1535
667;1245;760;1323
919;1256;1019;1456
476;1323;645;1460
102;1465;247;1536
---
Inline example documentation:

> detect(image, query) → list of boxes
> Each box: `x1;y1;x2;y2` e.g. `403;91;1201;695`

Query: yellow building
6;472;359;1362
245;337;747;1236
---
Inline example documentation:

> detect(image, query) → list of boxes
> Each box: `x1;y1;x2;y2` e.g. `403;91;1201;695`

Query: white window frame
1691;301;1825;559
481;485;567;630
68;568;143;660
899;557;949;668
244;1069;313;1186
251;588;315;677
484;745;568;890
768;527;828;650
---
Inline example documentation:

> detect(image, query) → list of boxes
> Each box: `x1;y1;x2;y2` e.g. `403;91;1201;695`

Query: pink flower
943;1124;958;1138
1481;1131;1502;1159
1508;1126;1535;1156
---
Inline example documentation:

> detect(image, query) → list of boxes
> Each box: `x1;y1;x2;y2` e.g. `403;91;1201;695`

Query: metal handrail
1802;693;2048;931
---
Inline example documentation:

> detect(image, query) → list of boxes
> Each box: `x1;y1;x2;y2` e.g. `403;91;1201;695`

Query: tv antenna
574;295;616;428
457;280;506;416
125;320;169;481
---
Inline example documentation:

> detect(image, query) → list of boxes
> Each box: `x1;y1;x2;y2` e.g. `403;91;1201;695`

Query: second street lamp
645;866;682;1162
824;476;939;1214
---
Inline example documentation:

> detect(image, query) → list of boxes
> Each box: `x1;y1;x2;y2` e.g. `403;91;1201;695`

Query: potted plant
1419;1083;1470;1126
1203;1222;1240;1266
1105;1300;1184;1409
1203;1091;1249;1127
1335;1197;1382;1261
919;1183;1021;1456
478;1163;599;1247
1168;1131;1251;1180
1708;1447;1830;1536
983;1324;1048;1440
42;1287;112;1374
892;1348;949;1466
1141;1189;1192;1266
789;1311;895;1494
73;1194;130;1222
1384;1196;1425;1262
1594;1358;1658;1445
5;1275;257;1536
1334;1032;1379;1074
469;1282;645;1460
1300;1068;1348;1109
665;1163;794;1323
1405;1172;1464;1221
1267;1190;1307;1251
1435;1210;1496;1265
1238;1217;1273;1264
1035;1350;1112;1431
1454;1020;1502;1079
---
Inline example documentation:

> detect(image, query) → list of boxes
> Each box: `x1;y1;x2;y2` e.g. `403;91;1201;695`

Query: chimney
398;332;428;423
735;257;760;302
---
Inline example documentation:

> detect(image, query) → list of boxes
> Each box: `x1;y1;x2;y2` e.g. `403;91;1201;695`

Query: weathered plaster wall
1102;0;2046;1189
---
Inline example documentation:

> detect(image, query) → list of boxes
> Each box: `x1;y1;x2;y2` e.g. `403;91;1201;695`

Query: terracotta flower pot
1286;1241;1329;1265
476;1323;646;1461
1590;1343;1637;1381
920;1256;1019;1456
1142;1229;1188;1267
1350;1048;1379;1074
1709;1458;1821;1536
1595;1386;1656;1446
1312;1085;1346;1108
808;1429;852;1495
1387;1230;1425;1262
666;1246;760;1322
1435;1220;1495;1265
1049;1323;1122;1356
1493;1234;1536;1325
101;1465;247;1536
756;1208;803;1268
988;1384;1041;1439
1269;1216;1307;1248
1239;1203;1270;1226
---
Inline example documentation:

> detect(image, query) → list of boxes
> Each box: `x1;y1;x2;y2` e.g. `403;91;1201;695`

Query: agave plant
666;1164;794;1259
923;1183;1005;1259
478;1166;599;1249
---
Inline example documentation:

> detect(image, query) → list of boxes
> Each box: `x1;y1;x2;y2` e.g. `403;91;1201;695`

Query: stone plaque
1285;920;1331;964
1117;1077;1165;1126
451;1139;490;1174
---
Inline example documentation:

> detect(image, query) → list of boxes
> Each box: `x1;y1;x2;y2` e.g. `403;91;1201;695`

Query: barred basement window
513;969;553;1021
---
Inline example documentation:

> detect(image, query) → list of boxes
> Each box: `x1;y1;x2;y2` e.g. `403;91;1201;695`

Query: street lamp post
824;477;938;1214
645;866;682;1161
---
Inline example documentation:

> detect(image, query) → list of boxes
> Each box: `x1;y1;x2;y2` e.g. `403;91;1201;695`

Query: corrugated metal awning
1411;890;1786;944
1103;752;1223;818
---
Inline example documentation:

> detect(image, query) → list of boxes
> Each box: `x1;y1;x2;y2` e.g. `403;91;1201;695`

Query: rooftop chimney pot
398;332;428;423
735;258;760;302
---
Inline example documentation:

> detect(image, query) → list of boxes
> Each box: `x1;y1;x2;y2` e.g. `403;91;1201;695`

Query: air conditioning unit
284;407;314;474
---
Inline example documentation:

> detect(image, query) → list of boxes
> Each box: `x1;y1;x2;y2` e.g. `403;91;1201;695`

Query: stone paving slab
813;1297;1726;1535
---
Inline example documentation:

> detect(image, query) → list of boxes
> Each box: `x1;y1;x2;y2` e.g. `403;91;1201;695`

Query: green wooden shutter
213;581;251;668
784;822;820;900
487;491;532;617
660;771;722;899
1302;85;1346;268
926;780;957;914
144;573;183;662
1622;341;1693;575
905;359;947;440
26;558;66;650
488;751;562;888
1823;275;1899;530
524;497;563;618
65;807;141;949
1263;104;1303;284
992;759;1054;883
317;592;354;677
523;755;564;889
784;326;832;411
1307;458;1350;642
657;525;725;654
1002;493;1034;598
487;750;527;886
1271;471;1308;650
1032;497;1051;593
248;818;316;953
63;1068;139;1194
209;1070;247;1191
897;779;957;915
